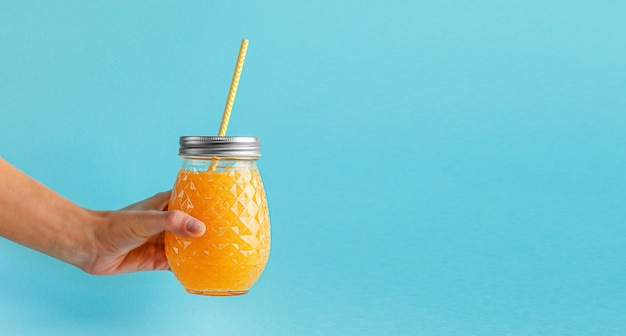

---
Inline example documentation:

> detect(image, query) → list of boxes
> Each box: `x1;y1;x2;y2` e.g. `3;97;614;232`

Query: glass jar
164;136;270;296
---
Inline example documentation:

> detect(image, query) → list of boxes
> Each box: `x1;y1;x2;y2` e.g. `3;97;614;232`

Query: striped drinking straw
210;39;249;171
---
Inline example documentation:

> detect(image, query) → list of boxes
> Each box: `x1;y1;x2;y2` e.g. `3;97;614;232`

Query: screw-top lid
179;136;261;158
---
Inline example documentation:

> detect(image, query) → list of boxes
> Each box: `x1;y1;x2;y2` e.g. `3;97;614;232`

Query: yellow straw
210;39;249;172
218;39;249;136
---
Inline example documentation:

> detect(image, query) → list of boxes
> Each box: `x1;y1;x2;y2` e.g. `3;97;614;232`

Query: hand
84;191;206;275
0;159;205;275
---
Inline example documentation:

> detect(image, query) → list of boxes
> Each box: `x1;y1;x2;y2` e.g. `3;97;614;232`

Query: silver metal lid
179;136;261;158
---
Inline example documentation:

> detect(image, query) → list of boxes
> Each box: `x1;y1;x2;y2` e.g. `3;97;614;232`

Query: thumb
127;210;206;239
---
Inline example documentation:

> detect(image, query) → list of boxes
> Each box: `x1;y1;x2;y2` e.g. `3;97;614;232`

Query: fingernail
186;219;205;234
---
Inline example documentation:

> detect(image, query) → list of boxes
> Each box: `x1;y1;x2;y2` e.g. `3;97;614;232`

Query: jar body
164;157;270;296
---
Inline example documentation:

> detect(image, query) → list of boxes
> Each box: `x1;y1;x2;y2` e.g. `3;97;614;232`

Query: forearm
0;158;95;269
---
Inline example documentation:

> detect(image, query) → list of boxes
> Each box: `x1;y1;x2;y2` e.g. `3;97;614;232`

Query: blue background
1;1;626;335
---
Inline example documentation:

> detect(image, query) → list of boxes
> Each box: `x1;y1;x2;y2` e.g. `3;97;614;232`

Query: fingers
127;210;206;240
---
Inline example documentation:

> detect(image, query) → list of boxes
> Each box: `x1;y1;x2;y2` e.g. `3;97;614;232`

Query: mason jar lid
179;136;261;158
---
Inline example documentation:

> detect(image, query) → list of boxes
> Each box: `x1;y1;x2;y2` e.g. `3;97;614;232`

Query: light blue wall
1;1;626;335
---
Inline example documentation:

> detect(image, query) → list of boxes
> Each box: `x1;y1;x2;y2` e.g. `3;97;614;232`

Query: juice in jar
164;136;270;296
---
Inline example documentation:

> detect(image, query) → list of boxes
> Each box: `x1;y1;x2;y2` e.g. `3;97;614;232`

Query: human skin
0;158;206;275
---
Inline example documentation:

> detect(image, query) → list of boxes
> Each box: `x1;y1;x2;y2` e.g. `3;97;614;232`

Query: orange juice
165;136;270;296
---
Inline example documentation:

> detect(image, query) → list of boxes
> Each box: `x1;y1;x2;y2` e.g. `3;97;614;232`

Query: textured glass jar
164;136;270;296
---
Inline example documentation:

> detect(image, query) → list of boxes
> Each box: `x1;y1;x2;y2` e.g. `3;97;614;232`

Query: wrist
69;208;104;273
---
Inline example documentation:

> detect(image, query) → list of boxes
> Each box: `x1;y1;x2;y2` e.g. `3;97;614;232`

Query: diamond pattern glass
165;161;270;296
